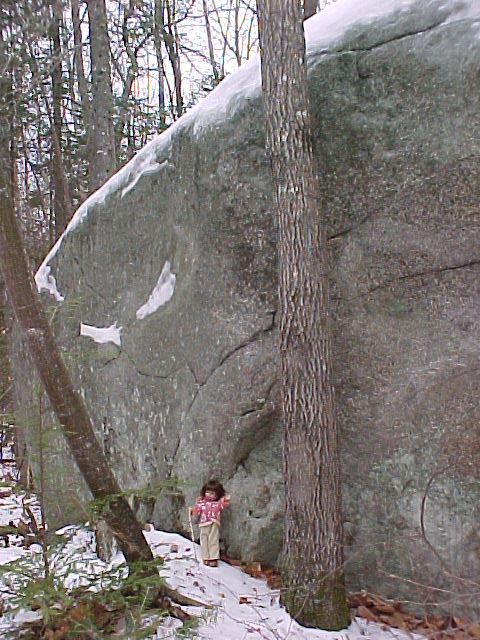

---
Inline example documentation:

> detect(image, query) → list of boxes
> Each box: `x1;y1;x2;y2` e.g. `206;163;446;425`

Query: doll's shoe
209;559;218;567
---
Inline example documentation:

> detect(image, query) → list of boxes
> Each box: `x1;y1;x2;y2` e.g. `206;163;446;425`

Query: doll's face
204;490;217;501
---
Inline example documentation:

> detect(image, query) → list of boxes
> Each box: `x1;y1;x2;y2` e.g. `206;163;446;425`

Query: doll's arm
221;494;231;507
190;499;202;516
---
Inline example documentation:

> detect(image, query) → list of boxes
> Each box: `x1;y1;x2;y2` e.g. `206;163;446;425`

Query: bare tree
49;0;72;238
202;0;220;84
71;0;93;185
153;0;168;126
257;0;348;630
86;0;117;191
155;0;184;119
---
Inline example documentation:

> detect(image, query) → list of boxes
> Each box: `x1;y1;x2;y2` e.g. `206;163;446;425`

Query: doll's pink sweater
191;496;229;526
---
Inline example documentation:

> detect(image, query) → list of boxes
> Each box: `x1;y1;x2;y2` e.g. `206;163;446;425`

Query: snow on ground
0;450;422;639
0;456;429;640
145;529;420;640
0;526;424;640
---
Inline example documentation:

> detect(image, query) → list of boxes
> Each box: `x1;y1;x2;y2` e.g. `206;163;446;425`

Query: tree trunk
86;0;117;192
257;0;349;630
202;0;219;85
153;0;167;127
0;46;151;565
163;0;183;119
118;0;141;159
50;0;71;238
71;0;91;117
71;0;93;194
234;0;242;66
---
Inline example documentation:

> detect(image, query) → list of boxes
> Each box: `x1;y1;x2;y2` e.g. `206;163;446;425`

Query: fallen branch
157;583;212;609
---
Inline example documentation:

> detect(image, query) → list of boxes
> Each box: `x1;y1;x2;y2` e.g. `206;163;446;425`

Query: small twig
420;468;453;574
378;570;480;600
188;508;198;563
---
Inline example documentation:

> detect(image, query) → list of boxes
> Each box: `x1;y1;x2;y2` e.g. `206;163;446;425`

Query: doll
189;479;230;566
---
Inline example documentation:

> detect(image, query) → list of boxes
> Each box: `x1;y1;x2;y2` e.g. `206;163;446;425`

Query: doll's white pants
199;521;220;560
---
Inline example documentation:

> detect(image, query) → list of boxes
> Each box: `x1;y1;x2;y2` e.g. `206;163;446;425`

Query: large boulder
13;0;480;615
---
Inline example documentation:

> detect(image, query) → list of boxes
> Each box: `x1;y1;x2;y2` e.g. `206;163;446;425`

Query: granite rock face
13;0;480;614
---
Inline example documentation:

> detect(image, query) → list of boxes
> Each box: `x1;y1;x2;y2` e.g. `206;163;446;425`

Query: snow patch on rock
80;322;122;347
136;261;176;319
34;264;64;302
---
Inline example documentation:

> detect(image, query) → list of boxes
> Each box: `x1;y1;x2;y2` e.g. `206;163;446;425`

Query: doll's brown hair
200;479;226;500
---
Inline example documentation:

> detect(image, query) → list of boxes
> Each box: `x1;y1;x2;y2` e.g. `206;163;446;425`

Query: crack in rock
328;212;376;241
345;259;480;301
210;311;276;382
310;17;450;66
230;383;280;479
237;379;277;418
100;348;176;379
337;19;448;54
183;313;277;425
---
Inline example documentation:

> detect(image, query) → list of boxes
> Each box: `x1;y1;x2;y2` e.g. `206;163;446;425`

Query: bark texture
0;47;151;565
160;0;183;119
71;0;90;116
86;0;117;191
153;0;167;125
50;0;71;238
257;0;348;630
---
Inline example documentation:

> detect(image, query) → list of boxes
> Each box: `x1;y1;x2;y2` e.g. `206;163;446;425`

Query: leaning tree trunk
0;44;151;565
257;0;349;630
